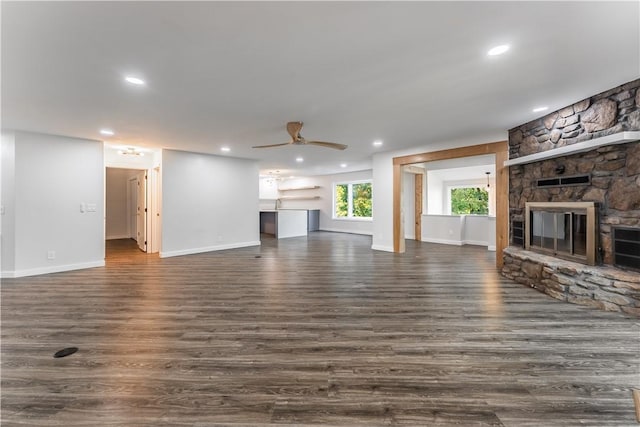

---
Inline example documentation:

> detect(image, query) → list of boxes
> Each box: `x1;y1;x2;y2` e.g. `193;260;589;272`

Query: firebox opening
525;202;598;265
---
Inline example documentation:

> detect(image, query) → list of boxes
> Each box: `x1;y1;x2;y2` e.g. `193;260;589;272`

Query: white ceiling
2;2;639;176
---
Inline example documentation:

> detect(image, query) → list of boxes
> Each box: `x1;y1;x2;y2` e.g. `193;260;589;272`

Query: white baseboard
320;228;373;236
160;240;261;258
106;234;130;240
487;245;497;251
2;260;106;278
371;244;394;252
462;239;489;247
422;237;463;246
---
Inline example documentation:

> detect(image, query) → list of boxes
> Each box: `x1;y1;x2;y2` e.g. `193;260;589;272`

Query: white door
150;166;161;253
136;171;147;252
128;177;138;239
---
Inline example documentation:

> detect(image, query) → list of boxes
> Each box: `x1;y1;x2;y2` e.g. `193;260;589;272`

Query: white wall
2;131;105;277
160;149;260;257
371;131;506;252
273;169;373;235
1;131;16;272
105;168;138;239
426;170;444;214
422;214;496;250
403;172;415;239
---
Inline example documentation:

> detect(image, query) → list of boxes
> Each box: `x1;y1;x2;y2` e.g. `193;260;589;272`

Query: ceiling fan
252;121;347;150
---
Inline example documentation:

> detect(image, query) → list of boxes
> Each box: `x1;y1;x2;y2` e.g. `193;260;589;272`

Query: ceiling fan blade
306;140;348;150
286;121;303;140
251;142;291;149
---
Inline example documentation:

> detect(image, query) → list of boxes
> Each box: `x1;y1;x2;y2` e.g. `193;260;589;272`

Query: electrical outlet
47;251;56;260
87;203;97;212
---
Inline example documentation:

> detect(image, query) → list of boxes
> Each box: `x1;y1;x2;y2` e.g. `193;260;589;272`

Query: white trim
371;244;394;252
332;180;372;220
504;131;640;166
106;234;131;240
320;227;372;236
160;240;261;258
2;260;106;278
422;237;464;246
488;245;497;251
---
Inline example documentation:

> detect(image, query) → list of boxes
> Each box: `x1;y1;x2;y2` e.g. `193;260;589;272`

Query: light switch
0;206;5;215
80;203;86;213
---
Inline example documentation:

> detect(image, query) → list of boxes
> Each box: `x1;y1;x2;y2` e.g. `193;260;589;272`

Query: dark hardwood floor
2;233;639;426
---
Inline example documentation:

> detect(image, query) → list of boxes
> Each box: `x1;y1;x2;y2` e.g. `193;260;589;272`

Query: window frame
332;180;373;221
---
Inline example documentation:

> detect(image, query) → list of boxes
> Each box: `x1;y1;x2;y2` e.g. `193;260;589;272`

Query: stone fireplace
501;79;640;317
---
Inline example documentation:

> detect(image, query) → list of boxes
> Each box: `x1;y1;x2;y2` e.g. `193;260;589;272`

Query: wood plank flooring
2;233;639;426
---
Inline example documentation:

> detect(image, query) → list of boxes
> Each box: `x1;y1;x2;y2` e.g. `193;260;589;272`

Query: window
450;187;488;215
334;181;372;219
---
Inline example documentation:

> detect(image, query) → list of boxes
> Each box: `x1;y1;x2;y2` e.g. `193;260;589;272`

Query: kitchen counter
260;209;320;238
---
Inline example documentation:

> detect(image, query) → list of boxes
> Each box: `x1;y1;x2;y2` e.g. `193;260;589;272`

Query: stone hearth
503;247;640;316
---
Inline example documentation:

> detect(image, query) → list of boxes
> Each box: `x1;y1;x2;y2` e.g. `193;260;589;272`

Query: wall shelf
278;185;320;191
278;196;320;200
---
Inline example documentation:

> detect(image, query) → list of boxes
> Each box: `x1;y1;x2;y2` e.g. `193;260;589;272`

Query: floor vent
537;174;590;188
613;227;640;271
54;347;78;358
512;220;524;247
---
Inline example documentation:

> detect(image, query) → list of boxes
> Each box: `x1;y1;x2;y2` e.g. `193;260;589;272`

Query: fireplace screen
525;202;597;265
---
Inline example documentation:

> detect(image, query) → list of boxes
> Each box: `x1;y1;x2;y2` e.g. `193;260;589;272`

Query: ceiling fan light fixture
118;147;144;156
373;140;383;147
296;157;304;163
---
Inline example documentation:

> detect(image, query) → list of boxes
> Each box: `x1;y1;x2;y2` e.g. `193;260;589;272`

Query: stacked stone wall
509;142;640;264
509;79;640;159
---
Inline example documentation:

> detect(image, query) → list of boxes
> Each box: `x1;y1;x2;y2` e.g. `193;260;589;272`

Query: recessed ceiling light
296;157;304;162
487;44;510;56
99;129;114;136
340;163;347;168
125;76;145;85
373;140;383;147
221;146;231;152
533;106;549;113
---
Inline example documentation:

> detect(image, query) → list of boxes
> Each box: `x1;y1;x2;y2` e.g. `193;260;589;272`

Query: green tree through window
352;183;372;217
450;187;489;215
334;181;372;219
335;184;348;217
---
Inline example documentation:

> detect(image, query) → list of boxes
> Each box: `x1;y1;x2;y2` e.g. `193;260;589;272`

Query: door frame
392;140;508;268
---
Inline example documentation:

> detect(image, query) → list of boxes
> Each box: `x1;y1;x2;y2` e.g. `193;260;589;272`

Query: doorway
106;167;159;258
392;141;509;267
